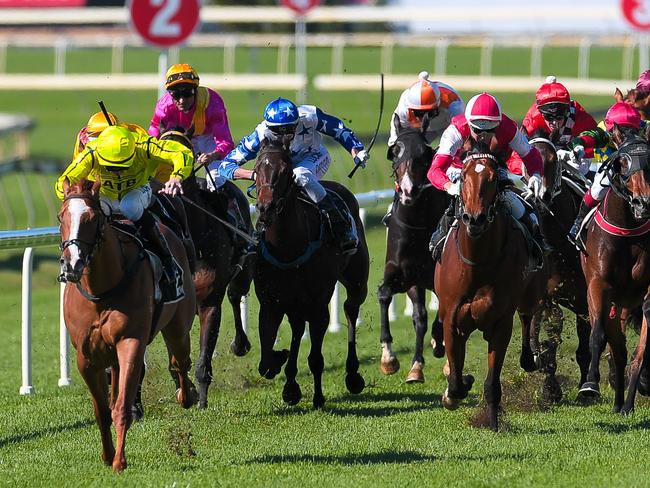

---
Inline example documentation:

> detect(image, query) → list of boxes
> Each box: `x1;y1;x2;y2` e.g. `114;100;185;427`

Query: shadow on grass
0;418;94;449
595;418;650;433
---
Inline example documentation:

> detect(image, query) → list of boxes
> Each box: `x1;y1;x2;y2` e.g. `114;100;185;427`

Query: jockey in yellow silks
72;111;149;161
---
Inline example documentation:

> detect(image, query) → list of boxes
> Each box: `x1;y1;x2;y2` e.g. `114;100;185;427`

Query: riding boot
135;211;184;303
569;199;594;243
382;191;399;227
522;207;552;256
430;199;456;262
319;193;358;255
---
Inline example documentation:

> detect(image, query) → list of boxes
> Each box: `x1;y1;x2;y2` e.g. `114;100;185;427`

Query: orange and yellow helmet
165;63;200;90
86;111;119;137
95;126;136;168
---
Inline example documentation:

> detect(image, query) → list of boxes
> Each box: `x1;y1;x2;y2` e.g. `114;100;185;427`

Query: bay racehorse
159;129;254;409
578;128;650;414
378;122;449;383
528;131;591;399
58;178;197;471
435;151;546;431
253;136;369;408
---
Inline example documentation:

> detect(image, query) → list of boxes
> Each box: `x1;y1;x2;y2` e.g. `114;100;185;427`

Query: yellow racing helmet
165;63;200;90
86;111;119;137
95;126;136;168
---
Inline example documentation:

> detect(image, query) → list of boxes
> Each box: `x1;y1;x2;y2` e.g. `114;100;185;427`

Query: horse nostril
475;214;487;226
462;213;471;225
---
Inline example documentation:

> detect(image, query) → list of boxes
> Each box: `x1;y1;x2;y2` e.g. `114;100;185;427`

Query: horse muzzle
461;212;488;238
631;195;650;220
59;258;84;283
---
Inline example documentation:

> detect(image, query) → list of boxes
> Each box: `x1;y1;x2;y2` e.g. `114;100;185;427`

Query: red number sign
622;0;650;30
281;0;321;15
129;0;200;48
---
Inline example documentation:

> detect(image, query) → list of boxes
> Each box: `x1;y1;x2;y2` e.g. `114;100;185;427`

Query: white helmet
405;71;441;128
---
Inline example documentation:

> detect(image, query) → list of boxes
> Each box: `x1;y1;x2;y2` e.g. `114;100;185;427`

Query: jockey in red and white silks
428;92;544;225
388;71;464;148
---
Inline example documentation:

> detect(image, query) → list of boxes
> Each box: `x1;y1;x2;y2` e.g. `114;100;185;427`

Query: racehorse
159;129;254;409
435;150;546;431
578;128;650;414
619;87;650;124
378;122;450;383
58;178;197;471
528;131;591;399
252;136;369;408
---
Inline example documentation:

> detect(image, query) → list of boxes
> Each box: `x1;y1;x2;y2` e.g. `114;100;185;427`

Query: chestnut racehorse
253;137;369;408
58;179;197;471
378;123;449;383
578;129;650;414
435;152;546;430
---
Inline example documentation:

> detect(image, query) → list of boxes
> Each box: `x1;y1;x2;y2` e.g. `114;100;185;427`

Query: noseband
606;138;650;209
58;193;106;282
390;136;433;197
460;153;501;224
254;148;296;222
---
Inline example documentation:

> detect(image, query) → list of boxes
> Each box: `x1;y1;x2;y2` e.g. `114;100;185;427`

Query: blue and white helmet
264;97;299;126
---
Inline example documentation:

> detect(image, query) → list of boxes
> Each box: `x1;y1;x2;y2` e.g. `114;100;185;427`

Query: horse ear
614;87;624;103
62;177;70;195
282;134;293;151
393;114;402;133
91;177;101;197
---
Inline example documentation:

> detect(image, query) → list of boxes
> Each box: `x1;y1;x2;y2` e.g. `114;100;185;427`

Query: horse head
58;178;104;283
159;127;200;193
459;150;500;238
529;128;561;204
609;127;650;219
621;87;650;122
254;135;294;225
388;118;433;205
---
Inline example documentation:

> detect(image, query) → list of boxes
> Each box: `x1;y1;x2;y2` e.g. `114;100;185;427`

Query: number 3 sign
130;0;200;48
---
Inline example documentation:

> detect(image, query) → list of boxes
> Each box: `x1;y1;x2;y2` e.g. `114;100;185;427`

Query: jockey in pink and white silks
209;97;369;255
426;92;550;259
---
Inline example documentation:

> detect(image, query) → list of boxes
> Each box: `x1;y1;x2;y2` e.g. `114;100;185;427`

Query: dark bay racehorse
58;179;197;471
435;152;546;430
528;131;590;398
253;137;369;408
378;123;450;383
159;130;254;409
579;128;650;414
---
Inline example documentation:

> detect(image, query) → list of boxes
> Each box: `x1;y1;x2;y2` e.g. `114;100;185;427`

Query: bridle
604;137;650;213
459;152;501;228
390;131;434;198
254;146;296;223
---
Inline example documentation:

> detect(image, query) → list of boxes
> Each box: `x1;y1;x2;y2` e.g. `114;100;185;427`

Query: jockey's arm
509;129;543;177
210;125;263;181
427;125;463;191
314;108;364;154
569;126;609;152
148;99;165;138
55;150;93;201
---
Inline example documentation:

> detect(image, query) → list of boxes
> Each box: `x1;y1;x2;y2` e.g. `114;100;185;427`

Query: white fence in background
8;189;404;395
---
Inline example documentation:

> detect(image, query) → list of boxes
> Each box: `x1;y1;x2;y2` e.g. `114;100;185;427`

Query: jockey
383;71;464;224
508;76;598;176
56;126;194;302
73;111;148;160
208;97;369;255
427;92;549;259
148;63;235;179
567;102;644;242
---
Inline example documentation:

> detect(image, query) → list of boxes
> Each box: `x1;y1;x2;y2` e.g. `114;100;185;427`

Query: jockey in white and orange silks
148;63;235;188
426;92;550;258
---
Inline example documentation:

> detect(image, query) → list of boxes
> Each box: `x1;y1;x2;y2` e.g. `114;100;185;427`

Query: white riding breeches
100;184;152;221
589;170;610;201
293;146;331;203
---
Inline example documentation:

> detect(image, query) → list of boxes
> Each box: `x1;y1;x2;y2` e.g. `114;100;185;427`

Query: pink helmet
465;92;502;130
605;102;641;132
637;70;650;92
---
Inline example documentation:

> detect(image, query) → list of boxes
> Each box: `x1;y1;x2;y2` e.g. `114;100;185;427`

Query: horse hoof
112;460;127;473
380;356;400;375
533;354;543;370
230;337;251;357
176;386;199;408
431;338;445;358
313;395;326;410
345;372;365;394
442;360;450;378
282;382;302;405
620;405;634;416
520;352;538;373
405;363;425;384
578;382;600;399
463;374;475;391
442;388;461;411
259;350;289;380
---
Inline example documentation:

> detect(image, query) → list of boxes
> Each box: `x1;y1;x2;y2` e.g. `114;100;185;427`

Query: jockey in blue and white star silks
208;97;369;254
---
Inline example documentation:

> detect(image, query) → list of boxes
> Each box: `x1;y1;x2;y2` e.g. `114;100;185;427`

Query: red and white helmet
536;75;570;107
605;102;641;132
465;92;502;130
405;71;440;127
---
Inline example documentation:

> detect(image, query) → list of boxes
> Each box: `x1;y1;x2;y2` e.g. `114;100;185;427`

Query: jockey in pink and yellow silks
148;63;234;186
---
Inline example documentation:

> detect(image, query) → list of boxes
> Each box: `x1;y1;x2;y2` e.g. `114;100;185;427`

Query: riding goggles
165;71;199;86
539;102;569;120
268;124;298;135
411;108;439;119
169;88;196;100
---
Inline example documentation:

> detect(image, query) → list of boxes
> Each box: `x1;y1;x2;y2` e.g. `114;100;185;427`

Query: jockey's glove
527;173;543;198
446;182;460;196
354;149;369;168
206;169;226;192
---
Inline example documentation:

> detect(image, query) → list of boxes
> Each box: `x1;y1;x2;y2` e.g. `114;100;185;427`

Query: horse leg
579;286;611;398
607;315;628;413
77;355;114;467
258;304;288;379
109;365;119;410
342;282;365;394
195;293;224;409
162;320;198;409
442;317;474;410
519;312;537;372
111;339;145;472
622;297;650;415
132;364;146;421
406;286;427;384
307;310;329;409
484;320;513;432
283;314;305;405
575;314;591;389
431;311;445;358
227;279;252;357
377;281;399;375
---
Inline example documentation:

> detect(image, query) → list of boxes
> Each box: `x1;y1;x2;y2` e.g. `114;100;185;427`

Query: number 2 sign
129;0;200;48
